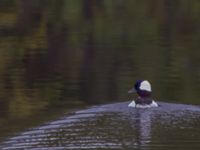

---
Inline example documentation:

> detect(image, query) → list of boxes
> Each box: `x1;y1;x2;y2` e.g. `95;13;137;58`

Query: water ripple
1;102;200;150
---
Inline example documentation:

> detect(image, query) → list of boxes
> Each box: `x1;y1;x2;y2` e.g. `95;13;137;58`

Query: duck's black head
128;80;152;97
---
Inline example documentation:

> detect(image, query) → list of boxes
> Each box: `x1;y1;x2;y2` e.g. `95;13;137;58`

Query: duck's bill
128;88;136;93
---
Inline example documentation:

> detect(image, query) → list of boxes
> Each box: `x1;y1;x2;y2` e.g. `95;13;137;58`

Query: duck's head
128;80;152;97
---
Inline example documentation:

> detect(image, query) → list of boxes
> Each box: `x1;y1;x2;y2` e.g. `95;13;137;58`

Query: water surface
1;0;200;148
1;102;200;150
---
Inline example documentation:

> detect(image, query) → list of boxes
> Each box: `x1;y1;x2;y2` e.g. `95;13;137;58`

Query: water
1;0;200;149
1;102;200;150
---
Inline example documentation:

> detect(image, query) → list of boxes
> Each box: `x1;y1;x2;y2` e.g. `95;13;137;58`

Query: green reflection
0;0;200;140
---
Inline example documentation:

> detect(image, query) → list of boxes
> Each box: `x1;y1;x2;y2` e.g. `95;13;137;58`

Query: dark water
0;0;200;149
0;102;200;150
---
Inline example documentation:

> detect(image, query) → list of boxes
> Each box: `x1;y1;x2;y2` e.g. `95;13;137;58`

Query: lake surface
1;102;200;150
0;0;200;149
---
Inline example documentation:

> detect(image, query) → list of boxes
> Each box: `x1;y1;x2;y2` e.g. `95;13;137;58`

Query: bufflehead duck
128;80;158;108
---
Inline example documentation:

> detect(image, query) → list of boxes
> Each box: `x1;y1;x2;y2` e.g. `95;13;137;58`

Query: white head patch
140;80;151;92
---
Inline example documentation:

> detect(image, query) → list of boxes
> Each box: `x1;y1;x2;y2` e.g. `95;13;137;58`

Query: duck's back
135;97;152;105
128;98;158;108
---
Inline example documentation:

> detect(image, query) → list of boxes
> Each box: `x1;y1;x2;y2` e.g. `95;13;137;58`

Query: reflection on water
1;102;200;150
1;0;200;148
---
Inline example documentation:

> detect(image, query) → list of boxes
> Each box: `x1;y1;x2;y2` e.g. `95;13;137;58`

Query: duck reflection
128;109;153;149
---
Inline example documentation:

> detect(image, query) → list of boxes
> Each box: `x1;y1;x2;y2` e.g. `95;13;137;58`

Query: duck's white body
128;100;158;108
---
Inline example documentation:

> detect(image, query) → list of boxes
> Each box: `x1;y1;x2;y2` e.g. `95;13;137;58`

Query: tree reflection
0;0;200;121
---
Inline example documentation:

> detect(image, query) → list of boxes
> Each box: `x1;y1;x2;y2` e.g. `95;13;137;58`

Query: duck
128;80;158;108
